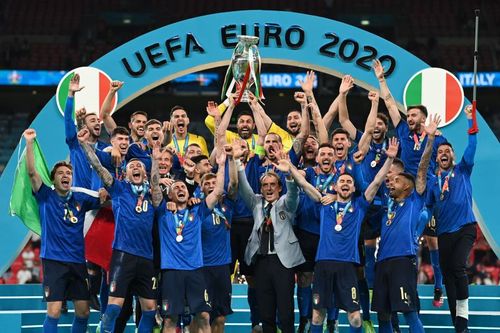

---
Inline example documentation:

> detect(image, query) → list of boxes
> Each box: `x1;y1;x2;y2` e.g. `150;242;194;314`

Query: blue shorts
161;268;211;316
108;250;158;299
203;265;233;318
42;258;90;302
312;260;360;313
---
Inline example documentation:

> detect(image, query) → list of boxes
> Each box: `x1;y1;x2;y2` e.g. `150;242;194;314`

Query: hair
306;135;319;142
265;132;282;144
318;143;334;150
335;172;354;183
50;161;72;181
398;172;416;187
187;143;201;150
129;111;148;122
407;105;428;117
191;155;209;165
332;127;350;138
127;158;146;169
200;172;217;185
111;126;130;138
145;119;162;129
259;171;282;188
287;110;301;117
391;158;405;171
160;147;174;157
170;105;186;118
237;110;254;121
437;142;454;150
376;113;389;126
83;113;98;122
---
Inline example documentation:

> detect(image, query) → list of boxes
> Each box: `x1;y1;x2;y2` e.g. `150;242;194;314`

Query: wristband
254;145;265;156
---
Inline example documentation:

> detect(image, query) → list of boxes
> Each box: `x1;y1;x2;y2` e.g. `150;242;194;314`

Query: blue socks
297;286;312;318
100;303;122;333
327;306;339;320
403;311;424;333
138;309;156;333
311;323;323;333
71;316;88;333
430;249;443;289
358;278;370;321
43;315;59;333
364;245;376;289
349;324;362;333
248;286;260;326
378;319;392;333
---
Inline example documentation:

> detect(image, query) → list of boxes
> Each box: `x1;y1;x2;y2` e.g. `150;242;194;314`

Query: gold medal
386;219;392;226
70;216;78;224
370;160;377;168
135;206;142;213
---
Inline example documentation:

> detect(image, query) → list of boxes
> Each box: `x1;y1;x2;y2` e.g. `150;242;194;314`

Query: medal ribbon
213;205;230;229
386;198;404;225
334;201;352;227
174;210;190;237
315;171;335;193
437;167;454;199
62;191;77;223
115;160;126;180
173;133;190;158
130;182;149;212
372;140;387;165
412;131;426;150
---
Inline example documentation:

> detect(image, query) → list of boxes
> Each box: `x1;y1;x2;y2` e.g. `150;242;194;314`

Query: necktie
260;203;274;254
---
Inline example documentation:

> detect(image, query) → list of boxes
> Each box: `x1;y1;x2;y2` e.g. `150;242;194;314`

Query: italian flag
56;67;116;119
404;68;464;127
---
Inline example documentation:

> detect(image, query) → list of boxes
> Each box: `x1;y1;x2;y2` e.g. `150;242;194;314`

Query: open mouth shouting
320;158;332;172
132;169;142;183
334;144;346;158
61;178;71;189
136;126;145;136
176;120;186;133
339;184;350;196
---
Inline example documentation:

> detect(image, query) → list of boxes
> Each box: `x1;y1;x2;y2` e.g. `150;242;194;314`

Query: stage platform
0;284;498;332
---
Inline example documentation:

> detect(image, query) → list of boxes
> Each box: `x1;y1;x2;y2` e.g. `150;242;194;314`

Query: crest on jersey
279;211;286;220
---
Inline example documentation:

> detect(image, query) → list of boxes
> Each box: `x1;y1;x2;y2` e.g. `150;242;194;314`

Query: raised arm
78;128;114;187
338;75;357;140
309;102;328;144
206;152;226;210
275;159;322;202
272;158;300;211
364;137;398;202
235;158;258;209
150;143;163;208
65;74;84;141
463;105;477;167
249;97;268;149
23;129;42;192
100;80;122;135
373;59;401;127
300;70;318;107
224;144;239;200
204;100;229;135
323;95;340;132
356;91;380;155
291;92;310;155
416;114;441;194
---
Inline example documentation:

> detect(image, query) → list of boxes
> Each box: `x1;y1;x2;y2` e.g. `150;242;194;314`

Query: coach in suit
236;158;305;333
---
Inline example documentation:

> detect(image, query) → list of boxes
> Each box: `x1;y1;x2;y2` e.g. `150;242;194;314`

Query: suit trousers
254;254;295;333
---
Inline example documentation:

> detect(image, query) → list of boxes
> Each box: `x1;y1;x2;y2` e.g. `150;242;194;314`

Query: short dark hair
170;105;186;118
187;143;201;149
287;110;301;117
130;111;148;122
200;172;217;185
318;143;334;150
332;128;350;138
191;155;209;165
392;158;405;171
376;113;389;126
145;119;162;129
50;161;72;181
398;172;416;187
335;172;354;183
407;105;428;117
237;110;254;121
111;126;130;138
265;132;282;144
437;142;454;150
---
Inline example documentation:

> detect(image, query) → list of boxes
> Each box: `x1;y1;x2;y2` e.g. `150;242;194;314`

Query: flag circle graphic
56;67;117;122
403;68;464;128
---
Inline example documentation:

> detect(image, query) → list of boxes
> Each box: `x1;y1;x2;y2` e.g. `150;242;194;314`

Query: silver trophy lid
237;35;259;44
